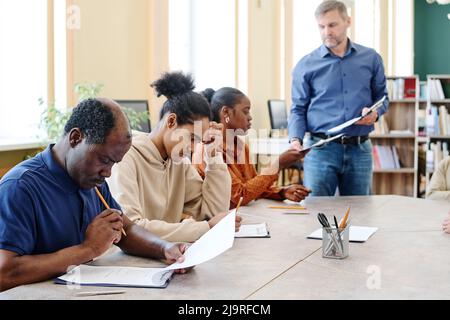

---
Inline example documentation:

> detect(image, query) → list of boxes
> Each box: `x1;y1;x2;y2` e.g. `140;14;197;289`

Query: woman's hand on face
203;122;224;158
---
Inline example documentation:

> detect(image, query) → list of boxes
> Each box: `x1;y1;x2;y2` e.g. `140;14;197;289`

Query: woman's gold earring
225;117;230;124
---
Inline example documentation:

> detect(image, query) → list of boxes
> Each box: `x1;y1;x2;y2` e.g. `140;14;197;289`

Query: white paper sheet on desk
283;199;306;206
164;209;236;270
56;265;173;288
235;223;270;238
56;210;236;288
307;226;378;243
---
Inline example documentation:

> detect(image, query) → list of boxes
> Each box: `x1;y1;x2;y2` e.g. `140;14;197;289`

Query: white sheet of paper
327;96;387;134
326;117;363;135
164;209;236;270
283;199;306;206
56;210;236;287
235;223;269;238
57;265;173;288
307;226;378;242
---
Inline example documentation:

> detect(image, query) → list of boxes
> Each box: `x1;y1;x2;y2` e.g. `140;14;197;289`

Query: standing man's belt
312;133;369;145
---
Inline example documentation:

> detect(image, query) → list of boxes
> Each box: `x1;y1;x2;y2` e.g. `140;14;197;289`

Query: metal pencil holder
322;223;349;259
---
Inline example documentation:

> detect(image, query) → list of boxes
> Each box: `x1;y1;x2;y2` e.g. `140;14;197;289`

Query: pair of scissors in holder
317;213;343;256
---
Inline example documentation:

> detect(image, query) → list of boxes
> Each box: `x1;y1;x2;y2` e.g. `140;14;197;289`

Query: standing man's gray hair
315;0;349;19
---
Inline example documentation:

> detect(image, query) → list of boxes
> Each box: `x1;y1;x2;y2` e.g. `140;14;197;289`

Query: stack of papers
235;223;270;238
307;226;378;243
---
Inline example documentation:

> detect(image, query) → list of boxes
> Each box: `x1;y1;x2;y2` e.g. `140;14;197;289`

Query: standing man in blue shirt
288;0;389;196
0;98;188;292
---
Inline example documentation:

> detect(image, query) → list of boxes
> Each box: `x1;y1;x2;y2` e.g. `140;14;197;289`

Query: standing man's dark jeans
303;135;373;196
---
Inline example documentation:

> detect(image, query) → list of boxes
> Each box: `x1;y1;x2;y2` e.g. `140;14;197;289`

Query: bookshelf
417;75;450;197
370;76;419;197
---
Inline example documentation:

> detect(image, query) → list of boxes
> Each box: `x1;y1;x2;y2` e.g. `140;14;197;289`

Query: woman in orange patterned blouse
195;87;311;209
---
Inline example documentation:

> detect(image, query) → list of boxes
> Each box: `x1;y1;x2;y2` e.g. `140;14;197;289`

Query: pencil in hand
235;197;244;213
94;187;127;237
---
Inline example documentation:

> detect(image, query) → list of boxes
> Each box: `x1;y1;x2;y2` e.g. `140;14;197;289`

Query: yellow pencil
339;206;350;229
235;197;244;213
95;187;127;237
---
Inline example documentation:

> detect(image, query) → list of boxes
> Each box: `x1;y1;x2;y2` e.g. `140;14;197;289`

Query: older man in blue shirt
0;98;188;292
288;0;389;196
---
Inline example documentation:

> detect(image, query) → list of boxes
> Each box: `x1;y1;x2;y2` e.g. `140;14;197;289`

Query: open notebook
55;208;237;289
235;223;270;238
307;226;378;243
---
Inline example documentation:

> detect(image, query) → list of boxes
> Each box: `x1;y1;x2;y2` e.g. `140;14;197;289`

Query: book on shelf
425;144;434;173
439;105;449;135
429;79;446;100
420;82;428;100
404;78;416;98
372;145;401;170
389;130;414;135
427;141;449;173
387;78;416;100
426;104;450;135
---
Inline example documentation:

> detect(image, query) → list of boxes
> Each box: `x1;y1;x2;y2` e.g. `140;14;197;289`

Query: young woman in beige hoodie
108;72;239;243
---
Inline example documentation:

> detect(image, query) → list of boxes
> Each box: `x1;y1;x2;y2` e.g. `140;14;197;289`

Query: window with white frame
388;0;413;76
353;0;381;52
292;0;382;61
292;0;323;65
0;0;48;139
169;0;237;91
292;0;413;76
54;0;68;109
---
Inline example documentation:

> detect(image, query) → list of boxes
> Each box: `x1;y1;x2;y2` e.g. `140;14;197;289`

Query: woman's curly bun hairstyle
151;71;212;125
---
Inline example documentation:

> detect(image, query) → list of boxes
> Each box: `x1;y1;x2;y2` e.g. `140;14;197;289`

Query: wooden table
1;195;449;300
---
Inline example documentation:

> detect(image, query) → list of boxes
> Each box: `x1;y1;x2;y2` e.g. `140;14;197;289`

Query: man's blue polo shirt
0;145;121;255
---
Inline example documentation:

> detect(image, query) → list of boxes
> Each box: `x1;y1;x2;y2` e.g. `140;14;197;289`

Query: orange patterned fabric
195;142;283;209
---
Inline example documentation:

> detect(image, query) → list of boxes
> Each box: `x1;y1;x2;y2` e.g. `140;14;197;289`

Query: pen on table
75;290;126;297
95;186;127;237
268;205;307;210
282;211;310;215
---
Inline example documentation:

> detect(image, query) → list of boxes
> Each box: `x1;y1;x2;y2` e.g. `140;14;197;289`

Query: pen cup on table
322;223;349;259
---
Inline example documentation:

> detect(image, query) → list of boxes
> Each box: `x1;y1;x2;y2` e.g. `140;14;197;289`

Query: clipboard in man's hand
360;95;387;118
327;96;387;134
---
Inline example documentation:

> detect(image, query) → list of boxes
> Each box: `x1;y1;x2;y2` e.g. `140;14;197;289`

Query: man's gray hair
315;1;349;19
